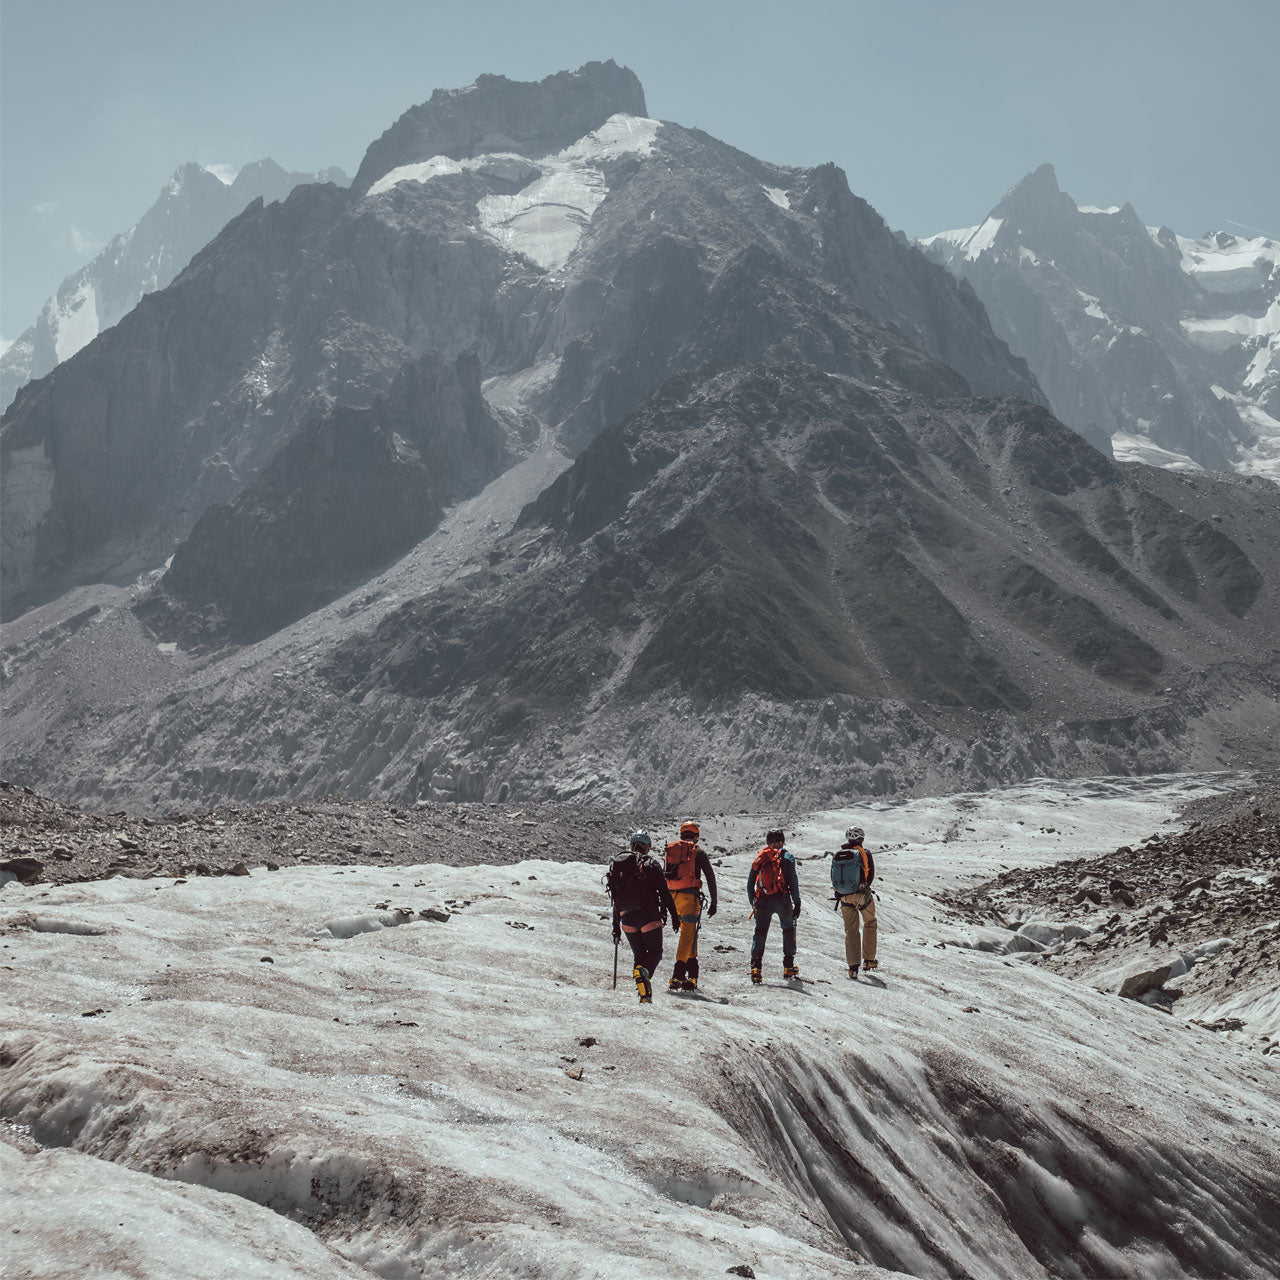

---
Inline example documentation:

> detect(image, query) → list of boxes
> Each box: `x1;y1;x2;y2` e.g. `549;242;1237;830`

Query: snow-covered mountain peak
366;113;662;271
367;112;660;195
353;60;647;196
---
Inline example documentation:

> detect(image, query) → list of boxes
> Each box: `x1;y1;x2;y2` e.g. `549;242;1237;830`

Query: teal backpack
830;847;867;896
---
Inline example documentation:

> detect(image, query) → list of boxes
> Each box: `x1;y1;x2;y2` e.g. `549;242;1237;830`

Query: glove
612;928;621;945
707;900;718;918
793;903;801;919
670;916;680;932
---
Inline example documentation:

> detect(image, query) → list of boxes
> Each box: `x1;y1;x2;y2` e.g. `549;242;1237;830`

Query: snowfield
1110;432;1204;472
367;114;661;271
3;776;1279;1279
49;279;100;363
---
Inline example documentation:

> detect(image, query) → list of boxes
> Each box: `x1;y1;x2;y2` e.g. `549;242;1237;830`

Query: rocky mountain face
3;363;1277;813
921;164;1280;477
308;364;1279;808
138;350;505;644
1;60;1038;620
3;64;1279;814
0;159;347;413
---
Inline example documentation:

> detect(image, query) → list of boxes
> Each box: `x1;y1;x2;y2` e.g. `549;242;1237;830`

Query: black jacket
694;847;718;907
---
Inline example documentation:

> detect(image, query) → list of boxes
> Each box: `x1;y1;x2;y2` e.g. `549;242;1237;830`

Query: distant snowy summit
921;164;1280;479
0;159;348;412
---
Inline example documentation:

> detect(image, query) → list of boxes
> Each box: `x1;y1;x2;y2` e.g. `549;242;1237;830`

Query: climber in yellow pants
662;819;718;990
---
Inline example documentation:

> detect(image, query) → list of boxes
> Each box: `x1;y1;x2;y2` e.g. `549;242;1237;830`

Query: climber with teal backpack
747;829;801;983
831;826;877;978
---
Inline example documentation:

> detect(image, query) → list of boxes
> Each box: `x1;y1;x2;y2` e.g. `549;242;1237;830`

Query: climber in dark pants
747;829;801;982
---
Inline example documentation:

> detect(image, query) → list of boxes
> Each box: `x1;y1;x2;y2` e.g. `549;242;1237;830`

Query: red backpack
753;845;786;898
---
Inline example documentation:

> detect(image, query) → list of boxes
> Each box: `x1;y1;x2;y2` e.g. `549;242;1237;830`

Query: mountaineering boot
751;964;763;985
848;965;859;980
783;962;800;979
863;959;879;973
681;957;699;991
634;965;653;1003
669;959;687;991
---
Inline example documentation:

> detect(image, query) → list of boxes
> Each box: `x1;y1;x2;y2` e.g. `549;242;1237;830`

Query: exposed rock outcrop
139;350;505;645
0;159;347;412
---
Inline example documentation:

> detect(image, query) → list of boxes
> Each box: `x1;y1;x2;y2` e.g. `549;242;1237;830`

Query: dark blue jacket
747;847;800;913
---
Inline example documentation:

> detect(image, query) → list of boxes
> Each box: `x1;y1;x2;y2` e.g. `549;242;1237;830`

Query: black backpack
606;851;652;913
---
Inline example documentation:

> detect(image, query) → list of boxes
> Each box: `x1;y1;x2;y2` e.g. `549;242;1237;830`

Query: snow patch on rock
49;279;100;363
368;114;661;272
961;217;1002;260
1110;432;1204;471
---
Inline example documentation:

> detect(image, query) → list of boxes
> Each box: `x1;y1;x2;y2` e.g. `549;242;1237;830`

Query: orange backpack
753;845;786;898
664;839;700;891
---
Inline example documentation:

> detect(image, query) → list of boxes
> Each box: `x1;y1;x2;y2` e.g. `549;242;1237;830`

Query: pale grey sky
2;0;1277;340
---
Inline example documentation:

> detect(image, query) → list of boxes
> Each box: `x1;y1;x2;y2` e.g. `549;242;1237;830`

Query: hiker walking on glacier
606;830;679;1003
832;826;877;978
748;829;801;983
664;819;718;991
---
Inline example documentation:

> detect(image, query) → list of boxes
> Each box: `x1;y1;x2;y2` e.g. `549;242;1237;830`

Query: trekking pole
612;936;619;990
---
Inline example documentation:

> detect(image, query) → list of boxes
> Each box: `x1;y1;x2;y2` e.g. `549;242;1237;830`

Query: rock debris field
947;771;1279;1052
0;784;686;887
